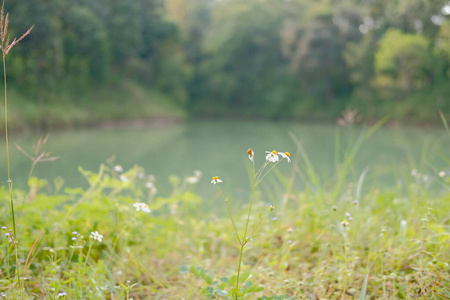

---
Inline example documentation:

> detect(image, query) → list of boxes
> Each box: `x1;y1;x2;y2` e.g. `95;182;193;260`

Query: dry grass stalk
0;0;34;56
15;135;60;178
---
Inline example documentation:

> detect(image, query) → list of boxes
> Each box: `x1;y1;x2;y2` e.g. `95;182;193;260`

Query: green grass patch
0;133;448;299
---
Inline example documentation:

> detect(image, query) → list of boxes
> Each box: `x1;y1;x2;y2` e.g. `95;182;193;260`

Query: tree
374;29;436;94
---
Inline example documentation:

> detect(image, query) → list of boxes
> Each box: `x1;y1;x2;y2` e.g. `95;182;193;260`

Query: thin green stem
83;242;93;271
256;159;284;187
235;245;245;299
236;159;259;295
3;53;21;300
226;199;241;245
64;246;75;278
78;241;93;299
218;186;241;245
247;212;271;239
255;160;269;181
243;183;257;239
3;55;15;239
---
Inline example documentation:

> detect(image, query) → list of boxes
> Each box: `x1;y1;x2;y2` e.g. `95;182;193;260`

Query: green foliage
2;0;450;125
375;29;435;94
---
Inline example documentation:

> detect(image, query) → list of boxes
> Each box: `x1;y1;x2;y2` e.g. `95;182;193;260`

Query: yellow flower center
213;176;218;181
271;150;277;155
285;152;290;157
247;148;253;155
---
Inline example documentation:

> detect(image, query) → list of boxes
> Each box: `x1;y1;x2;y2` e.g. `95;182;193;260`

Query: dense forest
4;0;450;124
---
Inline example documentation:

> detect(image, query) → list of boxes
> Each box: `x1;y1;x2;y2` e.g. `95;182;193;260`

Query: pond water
2;120;449;213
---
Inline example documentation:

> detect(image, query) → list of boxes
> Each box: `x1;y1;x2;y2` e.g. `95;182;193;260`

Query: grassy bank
0;81;186;131
1;80;448;131
0;134;448;299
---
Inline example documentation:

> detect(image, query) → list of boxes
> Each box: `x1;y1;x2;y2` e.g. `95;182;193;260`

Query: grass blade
439;110;450;136
356;167;369;202
23;230;43;276
288;131;321;189
360;261;374;300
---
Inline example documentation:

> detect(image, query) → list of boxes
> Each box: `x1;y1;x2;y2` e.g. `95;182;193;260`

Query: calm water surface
2;121;449;212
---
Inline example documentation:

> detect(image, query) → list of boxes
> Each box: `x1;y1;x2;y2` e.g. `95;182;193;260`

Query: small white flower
279;152;291;162
114;165;123;173
211;176;222;184
71;237;77;241
119;174;129;182
145;182;154;189
265;150;279;163
341;220;348;227
57;292;67;298
186;176;199;184
439;171;446;178
147;174;156;182
72;231;78;235
1;226;6;230
90;231;103;242
5;233;10;237
411;169;418;177
193;170;202;178
133;202;151;213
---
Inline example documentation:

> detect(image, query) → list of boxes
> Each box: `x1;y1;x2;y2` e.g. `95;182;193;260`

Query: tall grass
0;1;33;298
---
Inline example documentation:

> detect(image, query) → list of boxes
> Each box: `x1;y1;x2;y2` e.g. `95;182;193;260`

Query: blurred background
0;0;449;207
2;0;450;127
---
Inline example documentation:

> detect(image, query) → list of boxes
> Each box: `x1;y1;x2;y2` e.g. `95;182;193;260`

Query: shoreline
5;114;449;134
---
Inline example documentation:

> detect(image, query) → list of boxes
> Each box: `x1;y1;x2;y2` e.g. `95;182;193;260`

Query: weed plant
208;149;291;299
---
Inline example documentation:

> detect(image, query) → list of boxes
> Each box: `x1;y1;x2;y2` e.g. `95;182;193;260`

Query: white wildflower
265;150;279;163
90;231;103;242
211;176;222;184
133;202;151;213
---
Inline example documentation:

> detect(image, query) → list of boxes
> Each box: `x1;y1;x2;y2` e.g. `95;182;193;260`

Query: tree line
5;0;450;121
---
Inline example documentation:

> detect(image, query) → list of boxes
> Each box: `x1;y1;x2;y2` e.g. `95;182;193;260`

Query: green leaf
228;275;237;287
247;284;264;293
217;290;229;296
239;271;252;283
179;264;189;274
190;266;200;277
200;268;213;285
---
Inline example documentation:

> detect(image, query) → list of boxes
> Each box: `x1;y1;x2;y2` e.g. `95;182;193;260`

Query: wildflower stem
218;186;241;245
235;244;245;299
247;212;270;239
255;160;269;181
64;246;76;278
256;159;284;187
226;198;241;245
83;241;93;273
236;165;258;295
